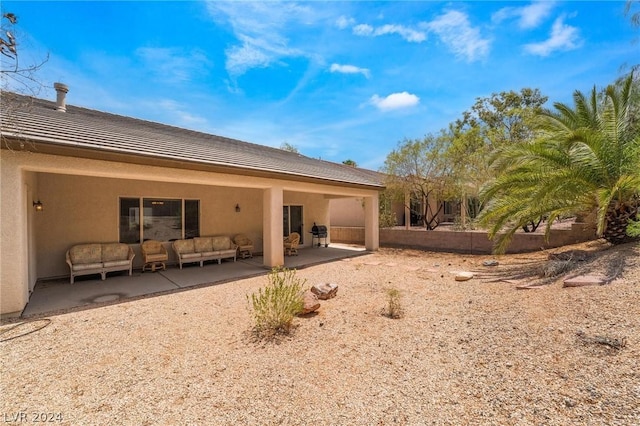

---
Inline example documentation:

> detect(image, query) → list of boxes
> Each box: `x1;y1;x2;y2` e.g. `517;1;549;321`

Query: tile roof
1;92;384;189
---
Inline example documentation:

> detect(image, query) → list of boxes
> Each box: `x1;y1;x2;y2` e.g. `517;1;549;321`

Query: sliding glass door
283;205;303;244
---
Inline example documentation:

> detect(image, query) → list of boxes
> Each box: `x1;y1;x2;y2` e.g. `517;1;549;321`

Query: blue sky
3;1;638;170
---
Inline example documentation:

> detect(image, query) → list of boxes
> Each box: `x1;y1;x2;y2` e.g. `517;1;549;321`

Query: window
143;199;182;241
443;201;454;216
184;200;200;239
120;198;141;244
119;198;200;243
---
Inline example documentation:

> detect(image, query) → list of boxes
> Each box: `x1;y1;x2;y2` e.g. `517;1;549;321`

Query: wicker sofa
172;236;237;269
66;243;135;284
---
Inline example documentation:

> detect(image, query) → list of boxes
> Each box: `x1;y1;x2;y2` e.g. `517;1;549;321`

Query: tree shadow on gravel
478;241;639;287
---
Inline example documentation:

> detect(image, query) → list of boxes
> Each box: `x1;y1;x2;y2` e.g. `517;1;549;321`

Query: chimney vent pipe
53;82;69;112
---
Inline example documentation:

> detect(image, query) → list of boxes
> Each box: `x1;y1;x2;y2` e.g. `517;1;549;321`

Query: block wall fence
331;223;597;254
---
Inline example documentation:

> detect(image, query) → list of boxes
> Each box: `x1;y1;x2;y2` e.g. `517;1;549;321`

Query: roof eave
1;136;385;190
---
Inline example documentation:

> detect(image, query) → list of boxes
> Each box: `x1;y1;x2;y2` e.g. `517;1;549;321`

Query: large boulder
311;283;339;300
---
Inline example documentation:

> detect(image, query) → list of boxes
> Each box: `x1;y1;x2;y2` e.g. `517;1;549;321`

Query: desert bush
452;215;479;231
383;288;404;319
247;268;305;338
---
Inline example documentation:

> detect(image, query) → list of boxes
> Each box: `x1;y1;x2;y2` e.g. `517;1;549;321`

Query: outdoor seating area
233;234;254;259
25;243;367;317
284;232;300;256
141;240;168;272
172;236;237;269
65;242;135;284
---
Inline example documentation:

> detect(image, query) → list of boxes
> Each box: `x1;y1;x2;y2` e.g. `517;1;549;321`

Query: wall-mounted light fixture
235;204;241;213
33;200;44;212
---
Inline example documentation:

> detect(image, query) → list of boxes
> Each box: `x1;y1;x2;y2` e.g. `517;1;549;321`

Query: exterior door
283;205;303;244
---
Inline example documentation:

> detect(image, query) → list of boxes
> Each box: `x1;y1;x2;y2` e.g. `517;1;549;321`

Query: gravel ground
1;241;639;425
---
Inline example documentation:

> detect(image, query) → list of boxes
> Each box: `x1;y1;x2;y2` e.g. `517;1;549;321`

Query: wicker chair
283;232;300;256
141;240;168;272
233;234;254;259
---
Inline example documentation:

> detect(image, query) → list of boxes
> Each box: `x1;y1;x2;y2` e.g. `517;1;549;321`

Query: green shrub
452;215;478;231
383;288;404;319
247;268;305;338
627;214;640;238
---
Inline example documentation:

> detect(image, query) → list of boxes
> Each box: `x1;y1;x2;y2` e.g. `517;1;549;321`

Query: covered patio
1;88;383;318
21;244;367;318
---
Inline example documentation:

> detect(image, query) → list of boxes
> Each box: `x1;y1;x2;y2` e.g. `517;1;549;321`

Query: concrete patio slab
161;259;266;288
22;271;180;317
21;245;368;318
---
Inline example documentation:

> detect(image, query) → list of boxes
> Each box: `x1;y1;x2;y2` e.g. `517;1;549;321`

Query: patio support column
263;186;284;267
0;161;29;317
364;193;379;251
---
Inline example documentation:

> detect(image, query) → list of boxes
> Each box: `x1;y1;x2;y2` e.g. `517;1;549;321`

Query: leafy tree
342;159;357;167
378;189;398;228
453;88;547;147
447;89;548;227
280;142;299;153
382;133;454;230
614;68;640;133
479;73;640;253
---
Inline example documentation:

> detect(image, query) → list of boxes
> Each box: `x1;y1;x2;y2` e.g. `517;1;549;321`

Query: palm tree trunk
603;201;640;244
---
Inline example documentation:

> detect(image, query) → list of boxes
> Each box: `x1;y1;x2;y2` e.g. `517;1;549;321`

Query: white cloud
524;16;581;56
206;1;315;76
225;43;272;76
225;32;302;76
492;1;555;29
335;15;355;29
353;23;426;43
370;92;420;111
377;24;427;43
353;24;374;36
519;1;556;29
423;10;490;62
329;63;370;78
135;47;211;83
156;99;208;127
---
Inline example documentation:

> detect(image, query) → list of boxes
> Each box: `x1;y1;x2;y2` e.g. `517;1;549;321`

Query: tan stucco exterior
330;197;364;227
1;150;380;316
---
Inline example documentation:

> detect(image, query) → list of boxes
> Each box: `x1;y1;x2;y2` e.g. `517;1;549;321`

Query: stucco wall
284;190;330;246
0;157;29;315
12;170;339;280
35;173;266;278
25;171;39;293
330;197;364;227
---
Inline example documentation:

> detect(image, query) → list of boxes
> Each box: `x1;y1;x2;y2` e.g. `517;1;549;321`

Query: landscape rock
563;275;606;287
482;260;499;267
311;283;339;300
516;283;543;290
300;291;320;314
455;271;475;281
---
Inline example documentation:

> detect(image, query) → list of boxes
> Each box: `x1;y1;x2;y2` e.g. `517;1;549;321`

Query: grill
310;223;328;248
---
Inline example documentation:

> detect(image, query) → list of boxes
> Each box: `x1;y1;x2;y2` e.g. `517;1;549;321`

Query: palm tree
479;74;640;253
